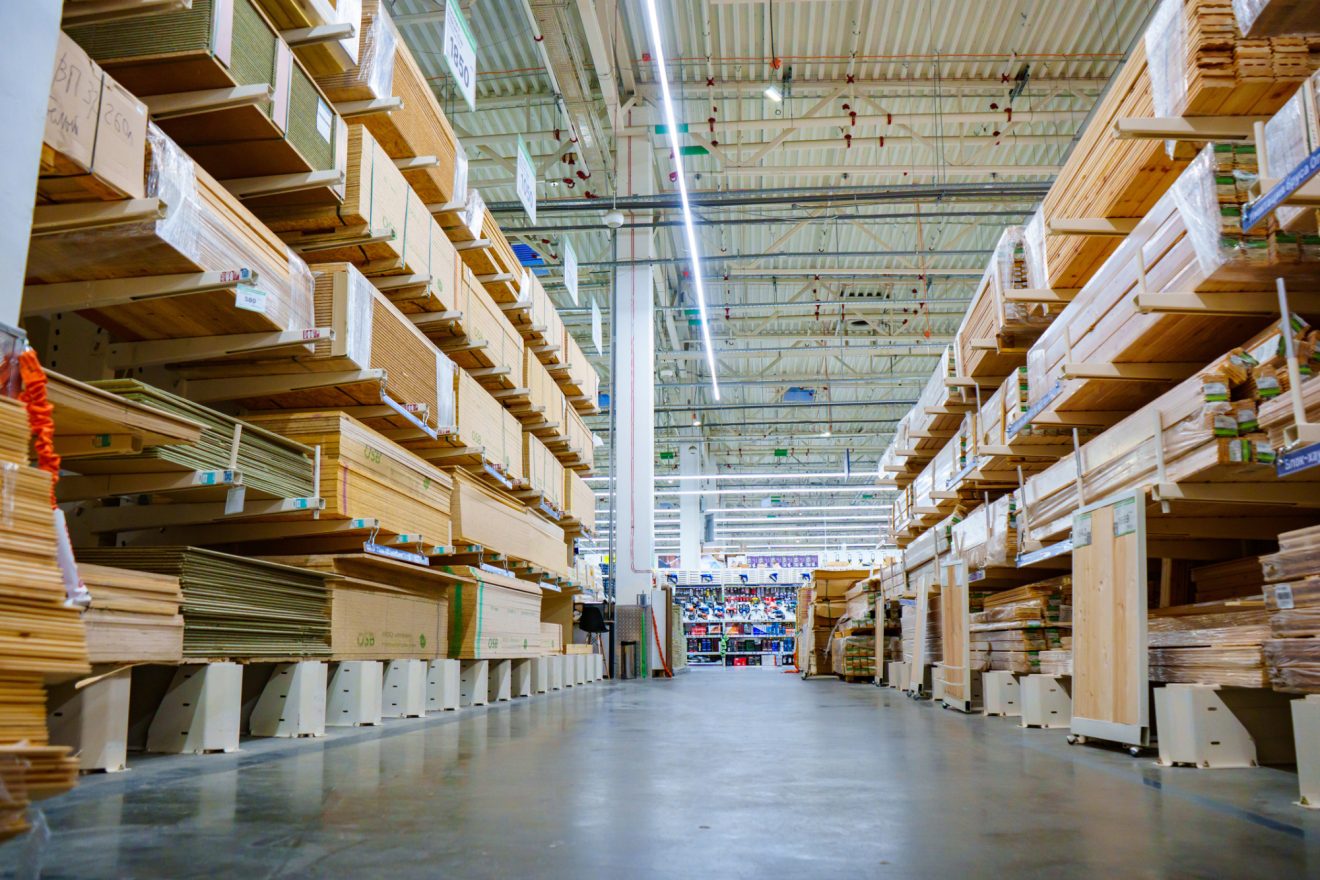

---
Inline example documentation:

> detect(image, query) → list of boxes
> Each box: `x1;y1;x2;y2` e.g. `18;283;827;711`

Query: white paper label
443;0;477;112
1274;583;1296;610
465;187;486;240
515;133;536;223
452;148;469;202
563;237;579;306
315;97;332;141
1073;512;1092;548
234;286;267;313
224;485;246;516
591;297;602;355
1112;497;1138;537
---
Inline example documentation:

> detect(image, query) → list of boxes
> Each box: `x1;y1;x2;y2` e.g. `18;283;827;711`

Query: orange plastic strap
18;350;60;507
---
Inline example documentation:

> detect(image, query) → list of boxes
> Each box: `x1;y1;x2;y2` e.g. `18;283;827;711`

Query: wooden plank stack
76;547;331;658
969;577;1071;674
47;369;204;460
1039;0;1320;290
1148;601;1272;686
243;411;453;547
444;567;551;659
449;469;569;577
1260;525;1320;692
79;562;184;663
1190;556;1268;601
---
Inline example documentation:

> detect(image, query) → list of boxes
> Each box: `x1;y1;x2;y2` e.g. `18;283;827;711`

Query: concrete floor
7;668;1320;878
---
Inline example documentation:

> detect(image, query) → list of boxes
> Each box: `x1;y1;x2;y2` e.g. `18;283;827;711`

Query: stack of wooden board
950;493;1018;571
243;411;453;547
975;367;1084;482
262;554;453;660
256;124;455;312
1260;525;1320;692
316;0;467;212
76;547;331;658
46;369;204;461
1026;143;1320;423
1232;0;1319;37
1191;556;1268;602
27;125;317;340
969;577;1070;674
521;348;568;441
66;0;347;190
879;347;966;489
253;0;361;76
81;380;317;499
522;432;566;513
1039;0;1320;290
79;562;184;663
181;261;455;431
418;367;523;480
563;469;596;535
448;469;568;576
554;325;601;414
1148;601;1272;686
510;272;567;363
443;566;551;659
438;266;526;392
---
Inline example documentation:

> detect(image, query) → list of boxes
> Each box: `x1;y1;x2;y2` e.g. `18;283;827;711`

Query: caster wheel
1128;746;1142;758
1066;735;1078;745
1067;735;1087;746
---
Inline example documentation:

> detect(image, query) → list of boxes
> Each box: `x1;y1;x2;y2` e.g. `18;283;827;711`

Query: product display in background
678;577;799;666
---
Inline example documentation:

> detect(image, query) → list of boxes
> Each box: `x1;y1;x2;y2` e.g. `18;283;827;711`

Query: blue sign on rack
1277;442;1320;478
1243;144;1320;233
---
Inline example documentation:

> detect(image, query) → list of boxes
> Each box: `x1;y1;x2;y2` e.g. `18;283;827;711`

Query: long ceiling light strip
596;486;893;498
585;471;862;483
596;505;891;517
642;0;720;401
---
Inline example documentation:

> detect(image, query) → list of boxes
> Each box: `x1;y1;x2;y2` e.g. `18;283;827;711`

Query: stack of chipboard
445;568;552;659
78;562;184;663
449;469;568;576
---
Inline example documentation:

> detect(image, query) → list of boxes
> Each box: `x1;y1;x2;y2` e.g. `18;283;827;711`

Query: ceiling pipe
508;208;1030;234
581;249;991;269
516;0;590;179
559;297;972;316
488;181;1051;213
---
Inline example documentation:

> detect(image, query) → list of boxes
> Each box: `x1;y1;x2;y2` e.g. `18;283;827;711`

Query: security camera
602;210;625;229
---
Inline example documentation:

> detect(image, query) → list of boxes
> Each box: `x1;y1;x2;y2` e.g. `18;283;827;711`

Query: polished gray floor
7;668;1320;878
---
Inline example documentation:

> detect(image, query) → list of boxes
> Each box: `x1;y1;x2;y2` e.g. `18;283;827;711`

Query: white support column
326;661;383;727
532;656;551;693
679;442;702;570
487;659;512;703
612;116;656;610
48;670;132;772
146;663;243;754
250;661;327;738
460;660;489;707
511;659;533;697
548;655;565;690
0;2;61;327
381;660;427;718
426;659;461;711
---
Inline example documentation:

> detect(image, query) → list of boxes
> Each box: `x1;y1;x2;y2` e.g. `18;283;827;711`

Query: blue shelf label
1006;380;1063;439
1243;144;1320;233
363;543;429;566
1276;442;1320;478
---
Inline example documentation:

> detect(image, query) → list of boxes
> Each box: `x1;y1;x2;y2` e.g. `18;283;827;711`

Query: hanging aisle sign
563;237;579;305
591;297;602;354
515;134;536;222
443;0;477;112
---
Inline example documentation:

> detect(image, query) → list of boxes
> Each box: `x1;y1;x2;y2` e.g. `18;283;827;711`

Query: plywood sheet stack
1260;526;1320;692
429;368;523;480
555;326;601;413
449;469;568;576
46;369;204;461
263;554;452;660
243;411;453;547
182;262;455;431
82;380;317;499
77;547;331;658
511;272;567;360
445;567;552;659
442;266;526;388
563;470;596;535
969;577;1071;674
0;397;86;838
1039;0;1320;291
79;562;184;663
1148;601;1272;686
1026;142;1320;422
27;125;317;341
522;432;566;512
316;0;465;211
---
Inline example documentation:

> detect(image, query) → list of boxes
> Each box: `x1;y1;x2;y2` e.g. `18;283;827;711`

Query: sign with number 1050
444;1;477;112
516;134;536;222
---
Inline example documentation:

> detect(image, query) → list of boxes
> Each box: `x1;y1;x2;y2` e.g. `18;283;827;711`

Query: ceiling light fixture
763;83;783;102
642;0;720;401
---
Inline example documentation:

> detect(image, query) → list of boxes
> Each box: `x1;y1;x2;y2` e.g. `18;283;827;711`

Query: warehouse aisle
20;670;1320;879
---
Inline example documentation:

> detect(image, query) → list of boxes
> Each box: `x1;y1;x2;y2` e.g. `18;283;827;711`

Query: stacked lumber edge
3;0;606;816
873;0;1320;713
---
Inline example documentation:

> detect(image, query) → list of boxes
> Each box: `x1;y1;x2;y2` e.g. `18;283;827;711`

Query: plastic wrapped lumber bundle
1259;70;1320;232
1147;602;1271;686
242;411;453;546
316;0;466;211
1039;0;1320;290
1262;638;1320;691
951;493;1018;571
1233;0;1320;36
1038;647;1073;675
76;548;331;658
181;261;456;431
1026;142;1320;421
78;562;184;663
67;0;347;187
27;125;317;340
80;380;316;498
39;30;149;203
448;469;568;576
262;553;451;660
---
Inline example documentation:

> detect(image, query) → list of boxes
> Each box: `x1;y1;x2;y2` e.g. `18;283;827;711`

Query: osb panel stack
449;469;568;576
1039;0;1320;290
445;567;552;659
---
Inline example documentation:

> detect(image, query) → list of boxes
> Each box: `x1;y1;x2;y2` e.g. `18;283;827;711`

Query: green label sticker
1073;511;1093;548
1113;497;1138;537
